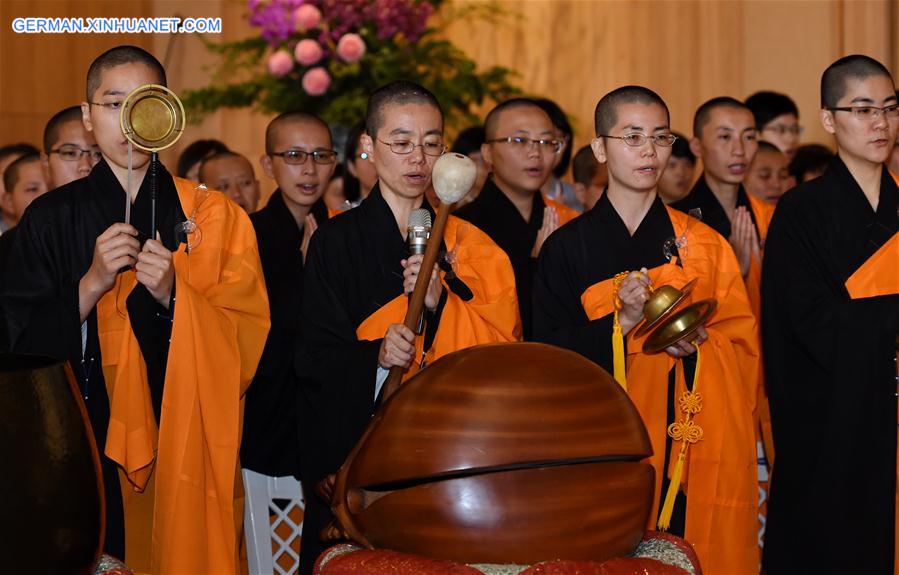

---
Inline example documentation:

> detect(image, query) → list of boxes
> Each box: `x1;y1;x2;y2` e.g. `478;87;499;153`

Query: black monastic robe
672;175;759;239
1;159;184;559
455;177;553;340
762;156;899;574
296;186;447;572
297;184;519;572
241;191;329;479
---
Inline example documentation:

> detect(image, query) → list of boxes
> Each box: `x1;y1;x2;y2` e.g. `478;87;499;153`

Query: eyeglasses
270;149;338;165
486;136;563;154
49;145;103;162
376;139;446;156
599;133;678;147
827;105;899;121
763;124;804;136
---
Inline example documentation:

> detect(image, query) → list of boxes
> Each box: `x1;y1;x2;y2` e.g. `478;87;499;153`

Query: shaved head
86;45;165;101
594;86;669;135
821;54;894;108
265;111;331;154
484;98;546;140
693;97;749;138
365;81;442;139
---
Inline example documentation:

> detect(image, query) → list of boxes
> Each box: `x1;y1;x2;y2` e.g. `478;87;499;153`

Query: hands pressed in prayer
531;205;560;257
301;213;318;265
378;323;415;369
664;325;708;358
402;254;443;311
618;268;652;335
135;233;175;309
728;207;760;278
79;223;141;322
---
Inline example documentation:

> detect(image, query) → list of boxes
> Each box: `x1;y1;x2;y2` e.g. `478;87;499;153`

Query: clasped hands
80;223;174;320
618;268;707;358
378;254;442;370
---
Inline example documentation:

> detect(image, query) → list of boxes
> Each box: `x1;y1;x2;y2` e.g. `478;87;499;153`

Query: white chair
243;468;304;575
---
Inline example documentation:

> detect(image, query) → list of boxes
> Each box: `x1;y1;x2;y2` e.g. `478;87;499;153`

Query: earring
360;152;369;160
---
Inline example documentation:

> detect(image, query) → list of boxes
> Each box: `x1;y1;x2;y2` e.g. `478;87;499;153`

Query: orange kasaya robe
579;207;761;575
354;214;522;374
97;179;270;574
845;229;899;573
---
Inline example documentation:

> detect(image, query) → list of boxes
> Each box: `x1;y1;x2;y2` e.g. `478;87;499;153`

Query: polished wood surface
332;343;655;564
353;462;654;565
0;354;103;574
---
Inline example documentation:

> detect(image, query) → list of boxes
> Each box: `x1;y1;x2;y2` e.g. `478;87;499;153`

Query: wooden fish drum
331;342;655;565
0;354;104;574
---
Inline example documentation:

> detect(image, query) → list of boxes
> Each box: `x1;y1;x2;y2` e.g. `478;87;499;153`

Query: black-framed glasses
487;136;563;154
827;105;899;121
376;139;446;156
599;133;678;147
270;149;338;165
49;145;103;162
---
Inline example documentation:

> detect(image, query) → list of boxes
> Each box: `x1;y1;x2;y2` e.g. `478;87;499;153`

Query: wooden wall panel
1;0;897;196
0;0;154;149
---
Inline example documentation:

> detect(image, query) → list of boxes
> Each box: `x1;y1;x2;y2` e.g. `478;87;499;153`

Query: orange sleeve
544;195;580;226
429;216;522;358
105;180;270;574
845;232;899;299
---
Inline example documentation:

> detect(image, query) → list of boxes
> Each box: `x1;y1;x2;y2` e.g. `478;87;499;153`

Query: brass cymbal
643;298;717;354
120;84;185;152
633;278;698;338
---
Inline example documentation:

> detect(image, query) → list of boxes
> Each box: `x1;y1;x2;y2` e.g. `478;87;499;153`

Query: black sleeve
1;210;82;361
126;283;175;422
296;231;382;484
531;234;617;373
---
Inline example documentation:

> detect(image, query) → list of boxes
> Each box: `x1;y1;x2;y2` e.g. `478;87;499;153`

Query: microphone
406;209;432;334
407;208;431;256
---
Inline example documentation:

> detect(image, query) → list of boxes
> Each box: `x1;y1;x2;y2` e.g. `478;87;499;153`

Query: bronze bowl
0;354;103;574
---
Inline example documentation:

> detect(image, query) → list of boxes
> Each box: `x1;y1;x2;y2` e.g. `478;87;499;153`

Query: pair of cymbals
632;279;716;353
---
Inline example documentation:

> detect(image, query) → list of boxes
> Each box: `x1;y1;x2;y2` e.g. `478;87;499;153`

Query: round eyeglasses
377;139;446;156
599;133;678;147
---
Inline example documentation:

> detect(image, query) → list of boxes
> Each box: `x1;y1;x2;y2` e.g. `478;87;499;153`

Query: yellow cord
611;272;630;390
657;343;703;530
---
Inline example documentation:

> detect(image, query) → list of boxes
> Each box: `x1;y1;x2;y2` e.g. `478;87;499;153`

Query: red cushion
315;532;701;575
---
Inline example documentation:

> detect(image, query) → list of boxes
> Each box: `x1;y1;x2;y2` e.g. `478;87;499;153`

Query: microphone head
407;208;432;255
432;153;477;205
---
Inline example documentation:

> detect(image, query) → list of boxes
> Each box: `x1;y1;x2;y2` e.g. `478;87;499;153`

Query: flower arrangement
182;0;520;129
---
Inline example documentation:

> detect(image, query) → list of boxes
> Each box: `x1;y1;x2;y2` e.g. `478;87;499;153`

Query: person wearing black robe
1;157;183;559
455;99;578;340
242;191;329;479
672;97;767;281
241;111;337;482
297;82;520;573
761;56;899;574
534;87;761;574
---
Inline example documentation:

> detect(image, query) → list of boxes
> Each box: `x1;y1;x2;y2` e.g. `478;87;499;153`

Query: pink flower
294;39;323;66
336;33;366;63
302;67;331;96
267;50;294;77
294;4;322;30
